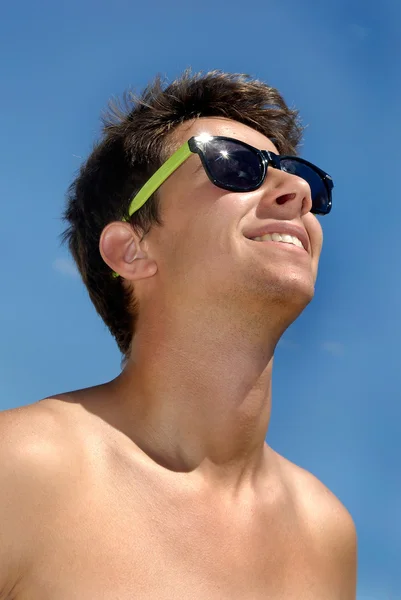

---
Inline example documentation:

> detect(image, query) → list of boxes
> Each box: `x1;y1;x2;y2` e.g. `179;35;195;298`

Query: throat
107;355;273;487
109;311;278;487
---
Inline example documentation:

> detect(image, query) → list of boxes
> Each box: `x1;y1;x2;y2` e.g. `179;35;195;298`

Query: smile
250;233;304;249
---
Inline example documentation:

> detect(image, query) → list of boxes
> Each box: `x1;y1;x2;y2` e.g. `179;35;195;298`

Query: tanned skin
0;118;357;600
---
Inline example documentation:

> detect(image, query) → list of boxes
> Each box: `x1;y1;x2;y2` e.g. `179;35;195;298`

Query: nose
257;168;313;218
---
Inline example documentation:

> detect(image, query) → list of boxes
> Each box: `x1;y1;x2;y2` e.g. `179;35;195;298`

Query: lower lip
248;239;308;253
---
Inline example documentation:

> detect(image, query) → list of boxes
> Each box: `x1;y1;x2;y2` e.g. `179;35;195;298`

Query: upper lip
244;222;309;252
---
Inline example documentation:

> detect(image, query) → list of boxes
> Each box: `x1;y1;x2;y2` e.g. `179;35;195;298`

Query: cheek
305;214;323;258
153;196;218;273
160;175;235;242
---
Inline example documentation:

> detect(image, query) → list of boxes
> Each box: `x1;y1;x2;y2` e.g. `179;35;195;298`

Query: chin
251;266;316;313
274;278;314;310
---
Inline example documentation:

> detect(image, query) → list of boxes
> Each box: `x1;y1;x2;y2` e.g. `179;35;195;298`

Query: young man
0;71;356;599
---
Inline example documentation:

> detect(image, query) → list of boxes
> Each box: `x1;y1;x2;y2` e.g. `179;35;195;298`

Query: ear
99;221;158;280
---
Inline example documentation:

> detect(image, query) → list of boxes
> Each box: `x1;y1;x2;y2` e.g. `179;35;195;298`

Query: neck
104;301;288;491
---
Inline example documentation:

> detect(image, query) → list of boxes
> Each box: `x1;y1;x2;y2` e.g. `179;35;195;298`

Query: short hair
63;70;303;356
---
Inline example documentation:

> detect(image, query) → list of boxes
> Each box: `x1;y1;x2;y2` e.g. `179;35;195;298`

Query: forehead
171;117;279;154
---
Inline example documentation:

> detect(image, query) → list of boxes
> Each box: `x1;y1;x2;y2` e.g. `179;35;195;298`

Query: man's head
64;70;326;357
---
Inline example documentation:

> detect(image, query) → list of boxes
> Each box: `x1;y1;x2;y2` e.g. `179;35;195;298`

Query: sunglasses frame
125;135;333;220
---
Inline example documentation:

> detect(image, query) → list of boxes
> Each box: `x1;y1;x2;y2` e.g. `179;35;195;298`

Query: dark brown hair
63;70;303;356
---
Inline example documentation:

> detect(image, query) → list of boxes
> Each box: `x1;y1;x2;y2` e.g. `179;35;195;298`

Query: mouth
244;223;309;253
250;232;305;249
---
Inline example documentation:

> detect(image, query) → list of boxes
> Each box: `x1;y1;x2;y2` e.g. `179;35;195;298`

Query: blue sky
0;0;400;597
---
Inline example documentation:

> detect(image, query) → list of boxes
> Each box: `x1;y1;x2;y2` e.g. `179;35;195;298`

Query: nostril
276;192;296;205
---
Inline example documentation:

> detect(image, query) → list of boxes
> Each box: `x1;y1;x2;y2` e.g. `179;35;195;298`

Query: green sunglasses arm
126;140;193;218
112;140;193;278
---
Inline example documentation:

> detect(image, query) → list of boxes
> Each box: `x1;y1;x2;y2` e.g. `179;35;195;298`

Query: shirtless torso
1;397;356;600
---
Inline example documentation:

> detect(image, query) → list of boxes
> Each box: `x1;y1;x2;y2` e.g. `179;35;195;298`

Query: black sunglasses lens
280;159;330;214
203;139;262;191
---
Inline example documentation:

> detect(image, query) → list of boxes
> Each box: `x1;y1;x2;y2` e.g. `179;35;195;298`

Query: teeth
251;233;304;248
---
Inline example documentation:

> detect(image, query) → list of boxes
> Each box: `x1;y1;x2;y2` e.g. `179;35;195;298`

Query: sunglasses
126;134;333;219
113;134;333;277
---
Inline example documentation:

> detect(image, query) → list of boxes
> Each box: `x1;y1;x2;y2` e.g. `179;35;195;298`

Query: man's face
144;117;323;321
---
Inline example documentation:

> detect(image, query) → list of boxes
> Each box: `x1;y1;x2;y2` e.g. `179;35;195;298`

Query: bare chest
19;457;334;600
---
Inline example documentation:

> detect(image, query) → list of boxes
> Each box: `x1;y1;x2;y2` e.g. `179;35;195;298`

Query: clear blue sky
1;0;400;597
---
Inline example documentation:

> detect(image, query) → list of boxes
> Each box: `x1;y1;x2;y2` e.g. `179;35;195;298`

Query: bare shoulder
278;453;354;521
0;395;116;512
275;451;357;544
0;399;88;519
273;451;357;596
0;398;84;468
0;400;81;598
